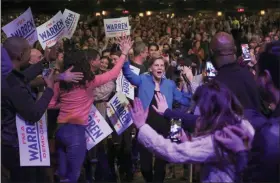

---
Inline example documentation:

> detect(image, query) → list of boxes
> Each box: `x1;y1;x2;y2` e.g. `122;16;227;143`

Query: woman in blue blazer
122;56;192;182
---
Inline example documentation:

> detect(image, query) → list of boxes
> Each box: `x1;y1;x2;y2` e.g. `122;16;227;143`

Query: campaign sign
63;9;80;39
107;92;133;135
85;105;113;150
16;114;50;166
2;8;37;45
36;11;66;50
103;17;130;38
116;65;140;100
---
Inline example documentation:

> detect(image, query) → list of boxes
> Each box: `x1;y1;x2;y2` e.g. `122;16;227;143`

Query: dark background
2;0;280;14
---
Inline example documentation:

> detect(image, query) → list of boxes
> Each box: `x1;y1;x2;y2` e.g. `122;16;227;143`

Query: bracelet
121;53;128;57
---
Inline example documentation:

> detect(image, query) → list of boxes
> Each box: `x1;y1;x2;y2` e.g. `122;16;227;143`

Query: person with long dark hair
130;81;255;183
48;36;133;183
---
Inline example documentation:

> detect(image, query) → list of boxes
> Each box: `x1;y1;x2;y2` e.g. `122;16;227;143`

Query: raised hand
60;66;84;83
117;34;134;55
129;98;149;129
152;93;168;115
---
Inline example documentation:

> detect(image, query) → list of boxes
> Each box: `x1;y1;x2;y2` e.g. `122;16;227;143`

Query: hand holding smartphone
206;61;217;77
170;119;182;142
241;44;251;62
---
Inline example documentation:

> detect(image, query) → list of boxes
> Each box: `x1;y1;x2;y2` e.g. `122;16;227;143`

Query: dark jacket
1;47;13;78
244;111;280;183
235;150;249;183
215;63;261;112
1;62;54;147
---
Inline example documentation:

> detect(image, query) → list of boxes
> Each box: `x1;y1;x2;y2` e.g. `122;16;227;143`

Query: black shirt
147;91;170;137
130;60;147;74
215;63;261;111
1;63;54;147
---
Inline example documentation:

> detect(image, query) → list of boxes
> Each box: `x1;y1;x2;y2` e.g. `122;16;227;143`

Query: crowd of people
1;9;280;183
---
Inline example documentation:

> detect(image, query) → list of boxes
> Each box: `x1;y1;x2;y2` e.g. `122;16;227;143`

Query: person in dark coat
210;32;261;112
1;47;13;78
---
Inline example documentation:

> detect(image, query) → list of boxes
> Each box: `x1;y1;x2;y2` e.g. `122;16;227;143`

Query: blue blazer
122;61;192;110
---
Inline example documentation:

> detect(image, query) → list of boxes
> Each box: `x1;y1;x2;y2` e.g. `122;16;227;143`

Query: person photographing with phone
129;80;255;183
1;37;57;183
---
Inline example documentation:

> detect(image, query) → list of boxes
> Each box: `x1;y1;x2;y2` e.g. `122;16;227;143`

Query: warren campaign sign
116;65;140;100
107;92;133;135
85;105;113;150
103;17;130;38
16;114;50;166
2;8;37;45
63;9;80;39
36;11;66;50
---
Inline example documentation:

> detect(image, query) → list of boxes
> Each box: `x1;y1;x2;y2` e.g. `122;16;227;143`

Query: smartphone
170;119;182;142
42;68;52;77
241;44;251;62
42;62;51;77
206;61;217;77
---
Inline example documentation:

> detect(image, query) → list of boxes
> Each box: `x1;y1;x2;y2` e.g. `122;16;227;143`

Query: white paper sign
107;92;133;135
104;17;130;38
63;9;80;39
16;114;50;166
36;11;66;50
116;65;140;100
2;8;37;45
85;105;113;150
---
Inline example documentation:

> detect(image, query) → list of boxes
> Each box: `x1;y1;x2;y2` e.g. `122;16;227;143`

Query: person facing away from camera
130;80;255;183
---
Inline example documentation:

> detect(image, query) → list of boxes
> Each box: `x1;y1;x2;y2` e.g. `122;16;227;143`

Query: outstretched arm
138;124;215;163
151;93;198;131
131;98;215;164
89;36;134;88
89;54;127;88
122;61;142;86
163;108;198;131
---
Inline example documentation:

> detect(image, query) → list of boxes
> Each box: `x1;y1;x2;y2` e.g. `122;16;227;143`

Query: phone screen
42;62;52;77
170;119;182;142
241;44;251;62
206;61;217;77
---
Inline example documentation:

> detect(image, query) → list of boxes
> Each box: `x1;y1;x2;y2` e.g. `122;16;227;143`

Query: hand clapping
117;34;134;56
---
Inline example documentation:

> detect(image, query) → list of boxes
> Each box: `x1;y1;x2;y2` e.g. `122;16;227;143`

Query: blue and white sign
63;9;80;39
107;92;133;135
36;11;66;50
2;8;37;45
116;65;140;100
85;105;113;150
16;114;50;166
103;17;130;38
